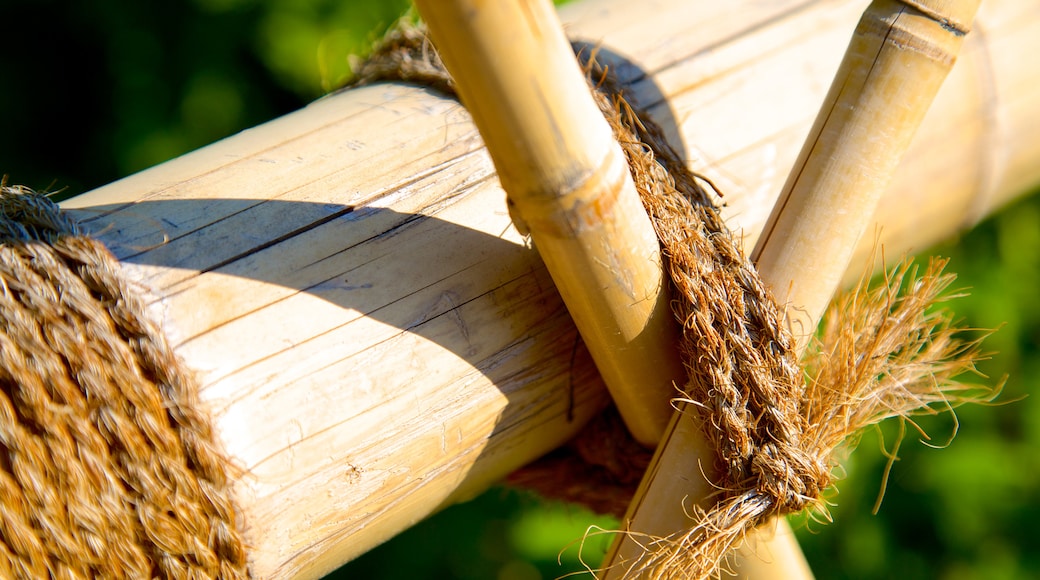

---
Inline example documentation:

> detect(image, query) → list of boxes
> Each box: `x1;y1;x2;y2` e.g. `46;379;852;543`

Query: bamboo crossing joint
602;0;983;576
413;0;685;447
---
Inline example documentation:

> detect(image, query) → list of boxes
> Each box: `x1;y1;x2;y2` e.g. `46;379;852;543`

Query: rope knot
749;442;829;513
355;28;1000;580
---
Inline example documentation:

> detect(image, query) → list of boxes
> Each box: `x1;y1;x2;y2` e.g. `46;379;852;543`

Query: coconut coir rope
0;185;247;578
356;27;997;578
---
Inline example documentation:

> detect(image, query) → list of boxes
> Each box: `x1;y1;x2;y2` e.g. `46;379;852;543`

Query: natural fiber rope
355;26;997;579
586;58;825;509
0;184;248;578
586;59;827;575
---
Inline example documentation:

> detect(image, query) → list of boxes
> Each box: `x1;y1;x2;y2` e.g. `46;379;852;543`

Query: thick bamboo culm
602;0;981;576
54;0;1039;577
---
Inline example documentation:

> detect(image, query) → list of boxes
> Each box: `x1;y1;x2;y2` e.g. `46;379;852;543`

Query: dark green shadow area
332;487;617;580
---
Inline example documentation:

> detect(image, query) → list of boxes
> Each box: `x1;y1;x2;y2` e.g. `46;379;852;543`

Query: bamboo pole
411;0;683;447
601;1;981;577
50;0;1038;577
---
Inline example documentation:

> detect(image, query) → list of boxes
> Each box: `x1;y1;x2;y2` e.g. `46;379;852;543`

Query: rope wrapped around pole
0;16;1000;578
0;185;248;578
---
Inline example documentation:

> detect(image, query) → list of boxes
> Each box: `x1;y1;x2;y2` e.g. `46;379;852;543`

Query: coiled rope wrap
0;187;247;578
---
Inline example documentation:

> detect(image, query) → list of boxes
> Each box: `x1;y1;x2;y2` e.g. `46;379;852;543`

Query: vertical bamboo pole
602;0;981;577
410;0;685;446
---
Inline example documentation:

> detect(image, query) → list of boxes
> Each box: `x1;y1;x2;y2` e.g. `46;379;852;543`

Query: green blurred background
1;0;1036;578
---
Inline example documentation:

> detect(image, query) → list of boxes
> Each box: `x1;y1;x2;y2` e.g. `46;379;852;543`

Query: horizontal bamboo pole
56;0;1039;577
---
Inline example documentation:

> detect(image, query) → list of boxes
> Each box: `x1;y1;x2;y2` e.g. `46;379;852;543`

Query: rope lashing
355;23;829;518
0;22;997;578
356;26;997;578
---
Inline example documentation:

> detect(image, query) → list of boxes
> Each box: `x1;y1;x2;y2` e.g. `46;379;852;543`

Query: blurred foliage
793;197;1040;580
1;0;1036;578
0;0;407;193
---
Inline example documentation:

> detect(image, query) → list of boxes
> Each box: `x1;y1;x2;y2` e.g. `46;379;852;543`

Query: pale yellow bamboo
50;0;1037;577
412;0;684;446
602;0;980;577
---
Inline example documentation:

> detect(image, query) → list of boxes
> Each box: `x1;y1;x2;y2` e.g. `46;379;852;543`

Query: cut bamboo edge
48;0;1038;577
602;0;980;577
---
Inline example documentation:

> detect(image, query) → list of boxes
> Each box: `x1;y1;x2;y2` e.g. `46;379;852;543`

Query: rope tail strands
0;183;248;578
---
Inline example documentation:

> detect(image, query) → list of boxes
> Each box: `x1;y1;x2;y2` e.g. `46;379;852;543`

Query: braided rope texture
334;26;993;578
0;186;248;578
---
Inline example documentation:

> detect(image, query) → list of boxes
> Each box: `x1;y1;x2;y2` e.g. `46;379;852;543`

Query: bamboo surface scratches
67;86;611;578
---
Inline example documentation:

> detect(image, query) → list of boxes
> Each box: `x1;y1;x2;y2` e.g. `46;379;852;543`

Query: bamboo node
897;0;975;36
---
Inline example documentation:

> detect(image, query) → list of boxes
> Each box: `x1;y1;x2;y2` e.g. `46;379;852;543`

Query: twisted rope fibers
0;186;248;578
355;20;821;525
